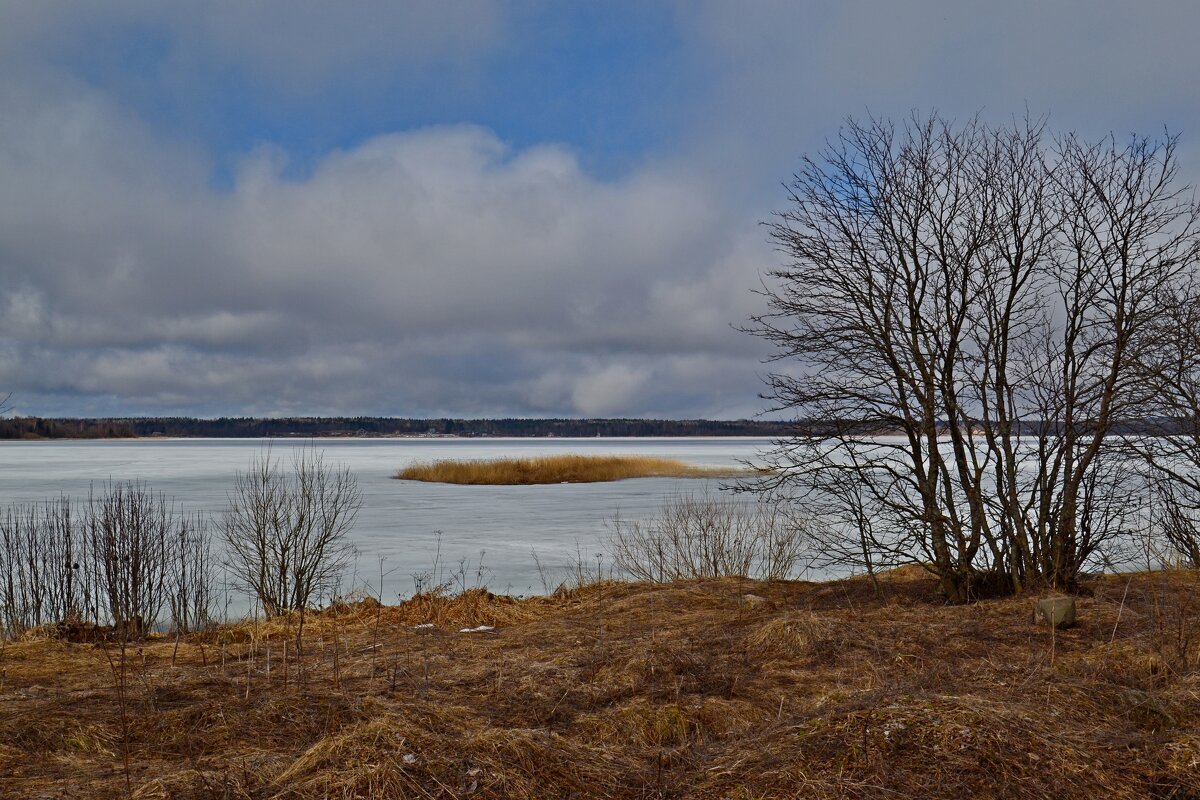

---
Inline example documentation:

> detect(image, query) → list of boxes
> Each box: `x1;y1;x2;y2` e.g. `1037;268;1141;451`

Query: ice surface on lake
0;437;768;608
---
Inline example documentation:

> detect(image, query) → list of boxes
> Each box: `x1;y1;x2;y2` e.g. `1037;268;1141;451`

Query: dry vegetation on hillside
1;569;1199;799
394;454;744;485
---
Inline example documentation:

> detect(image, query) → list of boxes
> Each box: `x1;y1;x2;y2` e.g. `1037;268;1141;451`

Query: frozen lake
0;437;770;604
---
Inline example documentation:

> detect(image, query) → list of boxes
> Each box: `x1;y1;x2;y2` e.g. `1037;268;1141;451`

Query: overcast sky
2;1;1198;419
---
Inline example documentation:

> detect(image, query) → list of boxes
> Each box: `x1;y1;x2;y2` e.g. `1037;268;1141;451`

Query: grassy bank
394;453;745;484
2;570;1199;798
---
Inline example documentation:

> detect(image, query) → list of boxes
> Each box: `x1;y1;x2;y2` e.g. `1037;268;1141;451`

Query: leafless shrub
1;498;89;637
222;447;361;617
86;482;177;637
561;542;614;590
2;487;211;640
1134;282;1200;569
1155;479;1200;568
168;513;215;634
608;492;808;582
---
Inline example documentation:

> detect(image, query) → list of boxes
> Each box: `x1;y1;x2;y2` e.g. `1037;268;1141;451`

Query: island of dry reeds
394;453;743;484
3;568;1199;799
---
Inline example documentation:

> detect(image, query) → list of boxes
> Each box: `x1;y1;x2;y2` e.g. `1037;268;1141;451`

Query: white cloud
0;84;770;415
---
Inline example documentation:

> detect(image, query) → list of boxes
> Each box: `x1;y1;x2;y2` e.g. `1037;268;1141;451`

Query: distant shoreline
0;416;797;441
0;433;778;443
5;415;1189;441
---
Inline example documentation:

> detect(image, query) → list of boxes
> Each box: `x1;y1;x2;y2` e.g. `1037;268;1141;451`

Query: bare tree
222;446;361;617
751;113;1200;601
1034;131;1199;584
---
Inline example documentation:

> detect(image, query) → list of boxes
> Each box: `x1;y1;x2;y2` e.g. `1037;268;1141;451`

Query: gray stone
1034;596;1076;629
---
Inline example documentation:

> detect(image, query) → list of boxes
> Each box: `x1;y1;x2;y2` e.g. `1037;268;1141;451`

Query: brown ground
1;569;1198;799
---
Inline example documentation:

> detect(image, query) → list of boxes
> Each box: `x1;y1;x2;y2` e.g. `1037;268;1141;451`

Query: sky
2;1;1199;419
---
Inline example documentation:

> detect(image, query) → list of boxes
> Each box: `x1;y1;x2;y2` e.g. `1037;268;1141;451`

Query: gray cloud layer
2;2;1199;417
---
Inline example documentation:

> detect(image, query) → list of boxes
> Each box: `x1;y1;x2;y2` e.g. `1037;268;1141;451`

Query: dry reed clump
393;454;742;485
19;622;68;641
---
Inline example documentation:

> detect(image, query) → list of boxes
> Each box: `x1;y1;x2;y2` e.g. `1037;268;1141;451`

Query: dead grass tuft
582;699;697;748
746;611;843;663
271;715;456;799
392;586;547;628
393;453;743;484
132;770;255;800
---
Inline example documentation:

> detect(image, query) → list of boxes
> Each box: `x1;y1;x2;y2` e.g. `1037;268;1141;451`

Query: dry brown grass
2;570;1199;799
393;454;744;485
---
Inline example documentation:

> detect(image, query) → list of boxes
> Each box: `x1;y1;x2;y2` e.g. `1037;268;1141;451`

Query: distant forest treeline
0;416;796;440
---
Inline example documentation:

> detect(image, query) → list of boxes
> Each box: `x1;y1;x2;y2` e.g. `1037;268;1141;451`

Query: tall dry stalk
99;638;133;798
